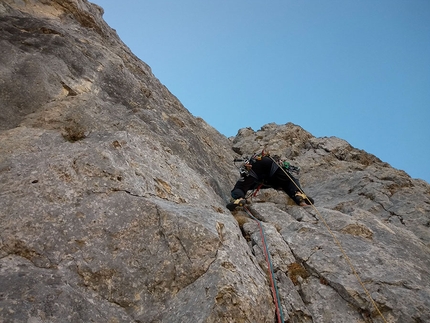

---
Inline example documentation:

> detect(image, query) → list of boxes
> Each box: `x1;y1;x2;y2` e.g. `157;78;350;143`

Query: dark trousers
231;168;303;205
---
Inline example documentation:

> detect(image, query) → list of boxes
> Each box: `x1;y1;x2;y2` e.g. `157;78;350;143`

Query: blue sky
92;0;430;183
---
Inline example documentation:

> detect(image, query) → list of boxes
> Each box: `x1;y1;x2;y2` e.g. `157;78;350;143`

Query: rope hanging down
243;206;285;323
266;156;388;323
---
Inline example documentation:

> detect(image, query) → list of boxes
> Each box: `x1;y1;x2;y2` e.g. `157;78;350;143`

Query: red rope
244;206;283;323
253;183;264;197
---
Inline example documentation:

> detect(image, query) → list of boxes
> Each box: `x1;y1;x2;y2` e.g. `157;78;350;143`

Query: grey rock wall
231;123;430;323
1;1;429;323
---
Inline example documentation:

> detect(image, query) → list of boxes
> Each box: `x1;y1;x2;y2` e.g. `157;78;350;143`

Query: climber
226;152;314;211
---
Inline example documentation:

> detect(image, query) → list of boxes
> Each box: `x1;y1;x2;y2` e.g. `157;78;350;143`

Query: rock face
0;1;429;323
232;124;430;323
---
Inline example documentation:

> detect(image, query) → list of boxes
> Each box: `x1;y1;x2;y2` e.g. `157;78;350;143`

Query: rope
267;156;388;323
243;205;285;323
253;183;264;197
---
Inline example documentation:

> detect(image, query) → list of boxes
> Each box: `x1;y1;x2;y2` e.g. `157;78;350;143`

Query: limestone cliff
0;1;429;323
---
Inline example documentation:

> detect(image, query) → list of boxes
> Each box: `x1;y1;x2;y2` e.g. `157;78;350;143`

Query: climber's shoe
295;192;314;206
226;198;247;211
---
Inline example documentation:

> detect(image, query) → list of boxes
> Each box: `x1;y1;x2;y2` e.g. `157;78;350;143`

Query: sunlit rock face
1;1;429;322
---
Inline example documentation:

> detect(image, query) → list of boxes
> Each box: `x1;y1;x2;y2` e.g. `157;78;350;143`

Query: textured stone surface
1;1;429;323
232;123;430;323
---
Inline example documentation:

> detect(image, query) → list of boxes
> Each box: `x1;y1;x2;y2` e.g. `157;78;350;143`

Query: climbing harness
243;205;285;323
234;151;300;181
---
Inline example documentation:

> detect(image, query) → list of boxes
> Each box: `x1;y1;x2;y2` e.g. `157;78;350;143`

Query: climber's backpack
279;160;300;175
